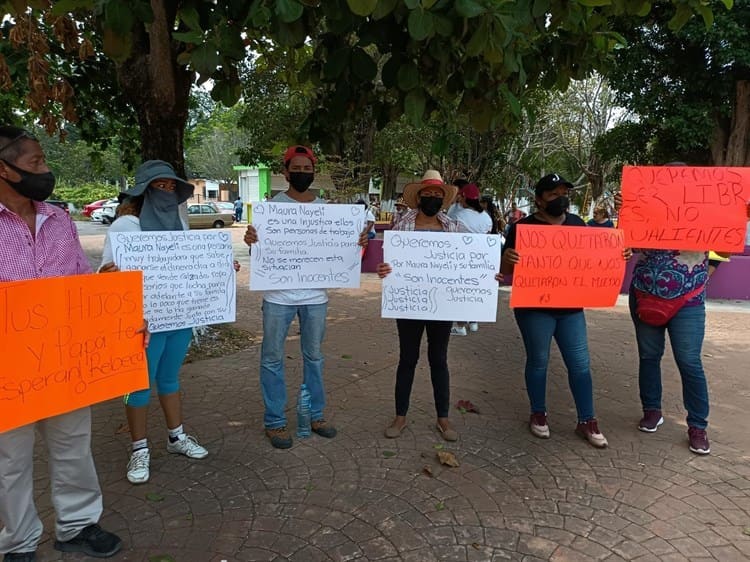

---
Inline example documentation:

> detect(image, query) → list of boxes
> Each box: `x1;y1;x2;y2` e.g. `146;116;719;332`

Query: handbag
634;285;705;327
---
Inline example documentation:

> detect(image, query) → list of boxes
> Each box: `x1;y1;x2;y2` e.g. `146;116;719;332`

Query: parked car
214;202;236;214
100;199;119;224
91;198;118;223
187;202;235;229
82;198;109;217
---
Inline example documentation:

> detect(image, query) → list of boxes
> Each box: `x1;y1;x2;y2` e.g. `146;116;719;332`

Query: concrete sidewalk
24;227;750;561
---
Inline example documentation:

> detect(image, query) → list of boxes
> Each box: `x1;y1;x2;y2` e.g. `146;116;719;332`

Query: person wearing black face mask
0;126;129;558
501;173;614;450
377;170;469;443
243;145;369;450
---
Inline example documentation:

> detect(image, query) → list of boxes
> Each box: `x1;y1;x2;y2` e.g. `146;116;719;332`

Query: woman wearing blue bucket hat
102;160;208;485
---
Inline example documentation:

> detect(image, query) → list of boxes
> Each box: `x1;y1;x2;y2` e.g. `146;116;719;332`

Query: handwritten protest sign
619;166;750;252
510;225;625;308
250;203;365;290
0;272;148;433
381;231;502;321
110;231;236;332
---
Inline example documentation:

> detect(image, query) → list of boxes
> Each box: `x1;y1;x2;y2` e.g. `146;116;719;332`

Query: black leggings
395;319;452;417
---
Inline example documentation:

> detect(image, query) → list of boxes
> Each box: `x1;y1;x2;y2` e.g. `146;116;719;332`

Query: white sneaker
468;322;479;332
450;326;467;336
167;434;208;459
127;449;150;484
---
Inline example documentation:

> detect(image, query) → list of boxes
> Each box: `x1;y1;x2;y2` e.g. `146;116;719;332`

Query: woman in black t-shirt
501;174;611;448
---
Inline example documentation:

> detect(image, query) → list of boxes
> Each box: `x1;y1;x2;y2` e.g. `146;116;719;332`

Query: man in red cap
244;146;367;449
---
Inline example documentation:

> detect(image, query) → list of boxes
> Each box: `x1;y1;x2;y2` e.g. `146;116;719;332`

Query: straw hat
402;170;458;209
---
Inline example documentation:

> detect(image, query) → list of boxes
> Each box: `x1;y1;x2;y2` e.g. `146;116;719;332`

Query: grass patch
184;324;257;363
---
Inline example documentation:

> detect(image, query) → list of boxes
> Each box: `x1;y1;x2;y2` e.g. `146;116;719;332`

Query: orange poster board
510;225;626;308
0;271;148;433
619;166;750;252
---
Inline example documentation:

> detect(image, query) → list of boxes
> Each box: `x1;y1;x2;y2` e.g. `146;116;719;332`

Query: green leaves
351;48;377;82
275;0;304;23
373;0;399;19
532;0;550;18
102;27;132;62
172;31;204;44
667;4;690;30
346;0;378;17
455;0;486;18
323;49;349;80
408;9;434;40
177;6;202;30
404;88;426;124
211;79;242;107
104;0;133;35
50;0;94;16
190;43;222;77
397;61;419;90
577;0;612;6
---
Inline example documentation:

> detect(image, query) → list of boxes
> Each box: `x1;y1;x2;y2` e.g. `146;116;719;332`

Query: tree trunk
381;162;398;201
115;3;194;177
726;80;750;166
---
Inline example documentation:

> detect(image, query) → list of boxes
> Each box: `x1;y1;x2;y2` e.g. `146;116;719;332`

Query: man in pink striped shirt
0;126;122;562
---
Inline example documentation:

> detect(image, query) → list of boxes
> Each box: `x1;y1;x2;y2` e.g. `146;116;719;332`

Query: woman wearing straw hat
377;170;467;441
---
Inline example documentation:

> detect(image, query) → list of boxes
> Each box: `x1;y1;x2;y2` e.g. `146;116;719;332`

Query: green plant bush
52;182;120;209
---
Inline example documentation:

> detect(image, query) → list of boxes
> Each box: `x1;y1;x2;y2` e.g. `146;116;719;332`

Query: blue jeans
628;291;709;429
513;309;595;422
260;301;327;429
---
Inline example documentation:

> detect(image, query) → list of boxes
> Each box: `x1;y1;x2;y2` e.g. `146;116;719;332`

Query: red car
82;198;109;217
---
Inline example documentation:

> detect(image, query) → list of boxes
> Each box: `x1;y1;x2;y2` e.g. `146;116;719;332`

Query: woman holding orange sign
501;173;633;449
616;166;750;456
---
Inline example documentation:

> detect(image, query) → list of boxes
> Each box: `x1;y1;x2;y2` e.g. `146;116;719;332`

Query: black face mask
544;195;569;217
2;159;56;201
419;196;444;217
288;172;314;192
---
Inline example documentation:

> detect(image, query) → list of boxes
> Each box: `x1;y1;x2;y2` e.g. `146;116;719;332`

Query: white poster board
110;231;236;332
250;202;365;290
382;231;503;321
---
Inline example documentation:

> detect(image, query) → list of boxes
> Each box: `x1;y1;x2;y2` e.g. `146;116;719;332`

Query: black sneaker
54;524;122;558
4;552;36;562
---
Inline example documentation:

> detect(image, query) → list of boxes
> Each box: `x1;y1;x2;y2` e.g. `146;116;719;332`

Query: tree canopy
0;0;725;176
600;0;749;167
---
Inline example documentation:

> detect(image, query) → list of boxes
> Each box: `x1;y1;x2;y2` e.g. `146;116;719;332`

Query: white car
100;199;119;225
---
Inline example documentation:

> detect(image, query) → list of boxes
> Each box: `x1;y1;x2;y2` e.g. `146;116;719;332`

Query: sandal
384;418;406;438
436;420;458;442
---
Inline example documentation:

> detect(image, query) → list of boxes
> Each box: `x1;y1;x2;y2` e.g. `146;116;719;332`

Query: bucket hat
122;160;194;204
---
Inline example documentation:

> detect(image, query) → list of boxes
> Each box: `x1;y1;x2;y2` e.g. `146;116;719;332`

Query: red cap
462;183;480;200
283;145;317;166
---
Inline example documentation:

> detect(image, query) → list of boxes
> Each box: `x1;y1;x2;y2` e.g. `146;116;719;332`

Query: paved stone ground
22;226;750;561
